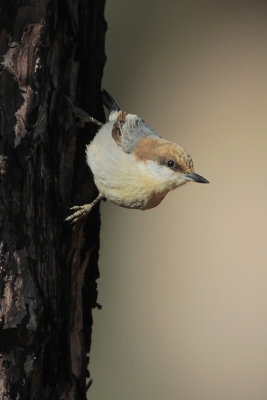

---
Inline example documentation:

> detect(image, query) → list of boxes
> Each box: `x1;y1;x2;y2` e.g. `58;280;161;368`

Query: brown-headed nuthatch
66;90;209;223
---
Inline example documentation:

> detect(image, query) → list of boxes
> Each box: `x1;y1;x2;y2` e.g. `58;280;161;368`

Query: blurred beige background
88;1;267;399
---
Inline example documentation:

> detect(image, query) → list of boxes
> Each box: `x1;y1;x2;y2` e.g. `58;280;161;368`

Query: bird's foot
66;204;94;224
66;193;104;224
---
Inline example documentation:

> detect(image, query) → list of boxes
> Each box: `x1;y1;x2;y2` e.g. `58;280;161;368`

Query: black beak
182;172;209;184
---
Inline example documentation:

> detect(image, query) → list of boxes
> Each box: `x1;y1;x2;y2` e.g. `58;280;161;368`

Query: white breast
86;122;174;209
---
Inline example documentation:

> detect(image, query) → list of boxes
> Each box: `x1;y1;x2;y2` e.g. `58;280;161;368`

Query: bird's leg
78;113;103;127
66;193;104;224
65;96;103;127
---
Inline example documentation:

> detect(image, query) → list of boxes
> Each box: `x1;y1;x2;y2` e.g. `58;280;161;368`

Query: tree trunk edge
0;1;106;399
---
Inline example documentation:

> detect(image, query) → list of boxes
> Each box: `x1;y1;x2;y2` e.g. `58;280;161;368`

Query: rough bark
0;1;106;399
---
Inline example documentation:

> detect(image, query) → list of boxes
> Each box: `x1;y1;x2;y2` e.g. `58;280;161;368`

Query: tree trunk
0;1;106;398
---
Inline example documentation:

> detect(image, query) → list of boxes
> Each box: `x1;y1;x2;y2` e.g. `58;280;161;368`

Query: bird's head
134;137;209;191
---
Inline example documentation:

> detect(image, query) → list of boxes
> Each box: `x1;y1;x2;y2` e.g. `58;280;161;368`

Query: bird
66;89;209;223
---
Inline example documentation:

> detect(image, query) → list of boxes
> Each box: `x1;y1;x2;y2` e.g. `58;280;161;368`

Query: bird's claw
66;204;93;224
66;194;104;224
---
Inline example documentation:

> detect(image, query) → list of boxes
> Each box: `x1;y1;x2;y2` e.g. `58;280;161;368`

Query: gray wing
112;115;160;153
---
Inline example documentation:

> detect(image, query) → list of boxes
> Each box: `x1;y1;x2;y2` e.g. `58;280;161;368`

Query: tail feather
101;89;121;113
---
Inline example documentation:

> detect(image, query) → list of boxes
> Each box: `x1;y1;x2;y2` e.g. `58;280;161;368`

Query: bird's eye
167;160;175;168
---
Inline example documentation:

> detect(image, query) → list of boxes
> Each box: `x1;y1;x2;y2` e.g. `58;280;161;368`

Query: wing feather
112;113;160;153
102;89;160;153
